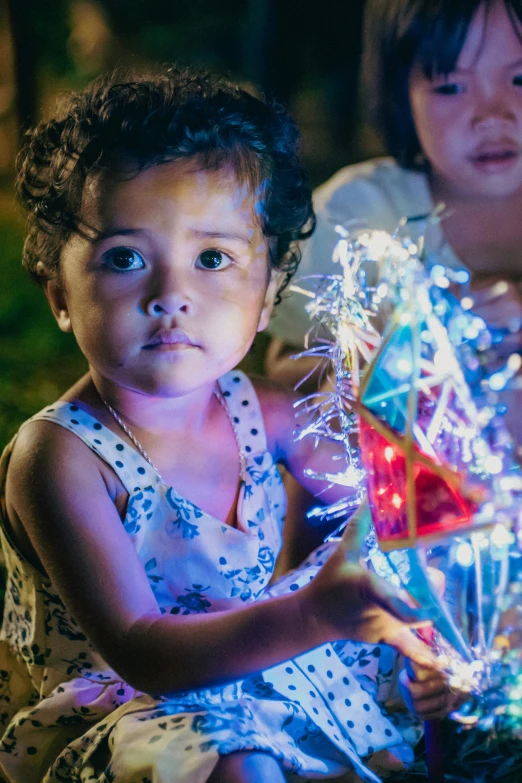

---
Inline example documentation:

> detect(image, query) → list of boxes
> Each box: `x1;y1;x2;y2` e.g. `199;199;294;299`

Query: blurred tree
262;0;365;181
7;0;70;133
94;0;366;182
68;0;115;80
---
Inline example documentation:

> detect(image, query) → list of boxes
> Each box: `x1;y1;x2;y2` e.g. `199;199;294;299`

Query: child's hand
399;660;468;721
396;565;467;720
301;514;440;670
465;277;522;354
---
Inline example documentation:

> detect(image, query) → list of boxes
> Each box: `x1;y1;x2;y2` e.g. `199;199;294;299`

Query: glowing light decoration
354;280;488;551
291;222;522;742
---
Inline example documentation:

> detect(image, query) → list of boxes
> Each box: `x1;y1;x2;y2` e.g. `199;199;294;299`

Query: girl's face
48;159;278;398
409;0;522;200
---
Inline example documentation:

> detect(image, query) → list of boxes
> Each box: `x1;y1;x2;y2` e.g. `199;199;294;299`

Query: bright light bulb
484;455;503;475
490;524;514;548
391;493;403;509
489;372;506;391
455;541;474;568
384;446;395;462
433;349;452;372
397;358;412;374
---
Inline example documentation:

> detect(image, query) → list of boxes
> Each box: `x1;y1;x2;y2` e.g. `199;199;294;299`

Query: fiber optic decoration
291;221;522;735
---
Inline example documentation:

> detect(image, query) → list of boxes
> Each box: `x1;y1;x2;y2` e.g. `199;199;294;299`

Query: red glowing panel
359;418;474;546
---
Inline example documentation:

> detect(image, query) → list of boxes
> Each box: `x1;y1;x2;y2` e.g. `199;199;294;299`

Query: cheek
67;291;125;349
413;102;460;160
208;258;270;304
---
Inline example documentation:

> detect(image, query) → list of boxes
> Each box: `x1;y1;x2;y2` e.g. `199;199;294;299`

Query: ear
43;272;73;333
257;270;282;333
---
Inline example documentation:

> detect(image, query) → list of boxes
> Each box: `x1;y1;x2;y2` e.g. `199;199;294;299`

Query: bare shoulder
8;416;103;493
5;418;113;570
9;417;96;487
6;414;124;548
7;372;103;496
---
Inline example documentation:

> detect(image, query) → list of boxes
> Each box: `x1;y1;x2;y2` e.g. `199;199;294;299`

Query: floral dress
0;371;420;783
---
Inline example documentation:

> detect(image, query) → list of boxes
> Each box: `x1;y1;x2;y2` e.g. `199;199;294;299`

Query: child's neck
429;177;522;280
74;373;245;526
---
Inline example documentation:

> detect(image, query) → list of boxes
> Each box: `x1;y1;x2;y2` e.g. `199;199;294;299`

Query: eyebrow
191;228;253;245
92;227;144;243
92;227;254;246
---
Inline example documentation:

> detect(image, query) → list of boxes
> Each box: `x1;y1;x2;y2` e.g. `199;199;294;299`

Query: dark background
0;0;380;446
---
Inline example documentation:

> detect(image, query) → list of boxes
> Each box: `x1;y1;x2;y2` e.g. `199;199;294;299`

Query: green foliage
0;207;86;449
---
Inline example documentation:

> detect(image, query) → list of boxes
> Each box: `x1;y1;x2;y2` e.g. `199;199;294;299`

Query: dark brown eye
433;83;463;95
197;249;231;270
103;248;144;271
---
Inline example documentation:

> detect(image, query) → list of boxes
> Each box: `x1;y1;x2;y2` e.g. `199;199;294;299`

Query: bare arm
258;378;359;506
6;420;436;698
265;337;324;392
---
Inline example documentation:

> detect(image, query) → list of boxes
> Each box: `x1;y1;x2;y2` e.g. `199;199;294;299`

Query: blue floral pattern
0;371;420;783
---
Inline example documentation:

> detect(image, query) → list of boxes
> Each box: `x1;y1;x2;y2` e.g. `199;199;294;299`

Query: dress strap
26;401;160;494
217;371;267;456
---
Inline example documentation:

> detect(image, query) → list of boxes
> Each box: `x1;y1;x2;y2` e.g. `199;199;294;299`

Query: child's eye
102;247;145;271
513;75;522;86
195;249;232;270
433;82;464;96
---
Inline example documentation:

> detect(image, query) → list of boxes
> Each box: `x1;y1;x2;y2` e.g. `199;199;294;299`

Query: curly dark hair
16;65;315;300
362;0;522;170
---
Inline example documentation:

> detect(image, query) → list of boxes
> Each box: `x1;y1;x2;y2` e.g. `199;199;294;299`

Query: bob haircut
362;0;522;169
16;66;314;300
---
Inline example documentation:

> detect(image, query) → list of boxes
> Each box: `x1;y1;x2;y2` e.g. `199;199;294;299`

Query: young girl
266;0;522;451
0;68;442;783
265;0;522;582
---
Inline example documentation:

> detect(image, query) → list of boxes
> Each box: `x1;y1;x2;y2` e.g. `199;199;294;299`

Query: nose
146;296;190;316
472;90;516;130
144;270;192;317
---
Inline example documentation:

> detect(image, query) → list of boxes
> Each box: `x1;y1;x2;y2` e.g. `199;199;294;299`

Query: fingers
387;627;439;669
367;749;406;775
338;502;372;561
469;278;513;305
399;669;449;719
464;279;522;331
407;659;441;682
470;301;522;329
399;669;468;720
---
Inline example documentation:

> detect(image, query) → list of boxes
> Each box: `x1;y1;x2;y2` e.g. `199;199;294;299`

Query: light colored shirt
268;157;460;347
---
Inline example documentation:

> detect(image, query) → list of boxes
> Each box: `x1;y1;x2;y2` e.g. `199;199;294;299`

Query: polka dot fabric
0;371;420;783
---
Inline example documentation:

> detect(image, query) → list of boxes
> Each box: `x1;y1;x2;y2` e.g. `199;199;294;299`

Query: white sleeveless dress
0;370;420;783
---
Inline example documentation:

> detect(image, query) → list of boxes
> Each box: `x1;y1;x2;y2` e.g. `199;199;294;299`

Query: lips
143;327;198;350
469;143;519;170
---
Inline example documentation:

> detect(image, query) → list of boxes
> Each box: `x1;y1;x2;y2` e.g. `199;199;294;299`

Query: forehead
82;159;262;232
456;1;522;68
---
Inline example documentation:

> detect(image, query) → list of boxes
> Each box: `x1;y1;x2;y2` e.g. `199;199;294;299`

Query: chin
469;168;522;200
476;182;522;199
448;175;522;201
